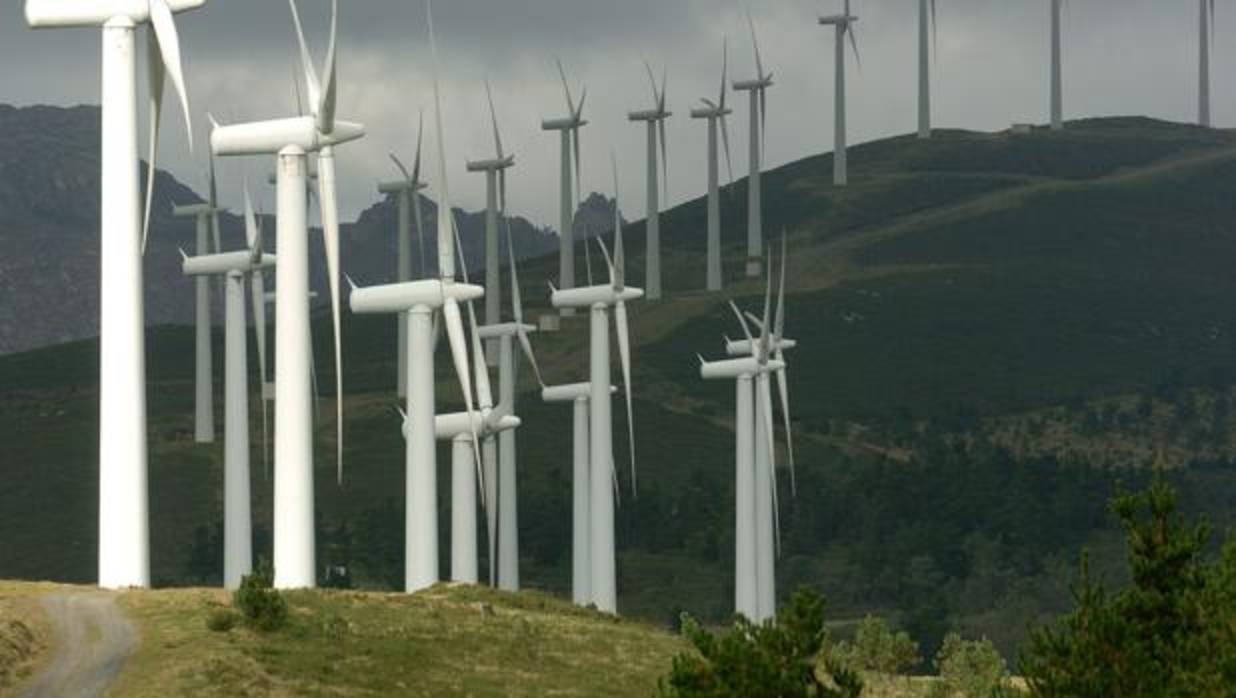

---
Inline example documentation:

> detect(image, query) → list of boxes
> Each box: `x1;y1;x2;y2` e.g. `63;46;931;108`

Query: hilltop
5;116;1236;662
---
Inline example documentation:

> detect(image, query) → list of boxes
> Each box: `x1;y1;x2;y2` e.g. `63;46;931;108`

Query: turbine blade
556;58;576;115
729;300;756;344
775;352;795;497
453;213;494;411
848;26;862;71
149;0;192;151
759;253;773;361
774;233;786;339
615;301;636;497
443;296;483;494
318;148;345;484
485;79;504;158
427;0;454;279
244;181;260;260
659;117;669;202
413;109;425;186
317;0;339;134
611;153;625;291
390;152;412;182
572;124;583;212
720;113;735;186
748;10;764;81
758;373;781;556
141;26;164;256
505;221;544;387
931;0;939;58
759;87;767;157
292;62;305;116
251;268;269;479
287;0;322;114
644;60;659;107
208;151;221;252
596;236;615;282
720;36;729;109
584;237;595;285
498;169;507;215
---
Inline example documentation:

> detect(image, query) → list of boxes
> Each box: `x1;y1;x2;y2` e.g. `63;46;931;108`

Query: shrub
1021;481;1236;697
835;614;920;675
233;559;288;633
204;607;238;633
935;633;1007;698
658;588;863;698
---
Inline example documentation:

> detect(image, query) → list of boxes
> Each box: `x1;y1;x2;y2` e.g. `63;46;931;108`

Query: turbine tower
181;188;275;589
211;0;362;589
348;0;484;593
1050;0;1064;130
627;64;671;301
549;160;641;613
690;40;735;293
733;14;773;278
173;195;219;444
467;81;516;361
381;115;428;397
918;0;938;139
1200;0;1215;128
542;62;588;316
819;0;861;187
25;0;204;589
477;228;544;590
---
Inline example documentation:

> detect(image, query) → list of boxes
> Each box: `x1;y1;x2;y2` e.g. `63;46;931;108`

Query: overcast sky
0;0;1223;227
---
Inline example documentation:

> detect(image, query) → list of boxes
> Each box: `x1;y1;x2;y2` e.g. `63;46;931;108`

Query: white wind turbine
550;159;642;614
698;278;783;623
1049;0;1064;130
468;82;516;362
917;0;939;139
25;0;203;590
173;170;221;444
348;0;485;593
181;187;276;589
819;0;861;187
1200;0;1216;128
382;114;429;398
210;0;363;589
690;39;735;293
628;63;671;301
733;14;773;278
542;61;588;316
476;226;545;591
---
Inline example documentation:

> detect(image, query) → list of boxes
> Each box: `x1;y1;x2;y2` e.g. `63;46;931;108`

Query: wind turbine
382;116;429;397
1050;0;1064;130
550;159;642;614
174;194;219;444
918;0;938;139
819;0;861;187
628;63;671;301
348;0;484;593
1200;0;1215;128
468;82;517;364
181;187;276;589
542;61;588;316
691;39;735;293
476;226;544;590
698;253;786;623
210;0;363;589
25;0;204;589
733;14;773;278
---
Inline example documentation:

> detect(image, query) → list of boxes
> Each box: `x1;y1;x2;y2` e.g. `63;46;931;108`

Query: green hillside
5;117;1236;661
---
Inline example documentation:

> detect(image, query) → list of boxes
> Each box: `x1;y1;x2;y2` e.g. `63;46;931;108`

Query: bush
1021;481;1236;697
658;588;863;698
935;633;1007;698
204;607;238;633
835;614;920;675
233;559;288;633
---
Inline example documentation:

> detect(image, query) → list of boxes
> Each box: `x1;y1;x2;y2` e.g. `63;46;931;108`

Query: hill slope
5;116;1236;661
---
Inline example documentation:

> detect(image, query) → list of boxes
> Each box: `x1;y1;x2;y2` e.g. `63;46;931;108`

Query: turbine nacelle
377;178;426;195
818;14;859;27
542;382;617;403
465;155;516;172
349;279;484;315
700;356;786;381
476;322;538;341
628;109;673;122
172;202;220;218
210;116;365;157
182;250;276;277
24;0;205;27
399;410;521;441
726;337;798;356
541;116;588;131
732;77;773;91
690;105;733;119
550;284;645;310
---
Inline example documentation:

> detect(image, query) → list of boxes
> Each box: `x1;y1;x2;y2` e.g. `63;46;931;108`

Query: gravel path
19;593;136;698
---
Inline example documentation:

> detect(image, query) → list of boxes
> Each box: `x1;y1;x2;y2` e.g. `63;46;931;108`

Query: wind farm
4;1;1236;696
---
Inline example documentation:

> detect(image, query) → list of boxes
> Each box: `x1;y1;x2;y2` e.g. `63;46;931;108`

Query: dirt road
18;593;136;698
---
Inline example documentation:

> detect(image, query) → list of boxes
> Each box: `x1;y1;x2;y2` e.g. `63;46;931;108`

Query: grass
0;582;58;694
109;583;687;698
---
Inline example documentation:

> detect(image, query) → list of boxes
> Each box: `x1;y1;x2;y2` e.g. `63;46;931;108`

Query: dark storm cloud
0;1;1224;225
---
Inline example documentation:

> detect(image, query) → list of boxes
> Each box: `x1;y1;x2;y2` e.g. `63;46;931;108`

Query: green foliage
835;614;920;675
232;559;288;633
658;589;862;698
204;607;238;633
1021;481;1236;697
935;633;1008;698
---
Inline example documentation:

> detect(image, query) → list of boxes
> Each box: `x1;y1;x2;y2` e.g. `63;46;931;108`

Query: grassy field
6;116;1236;664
